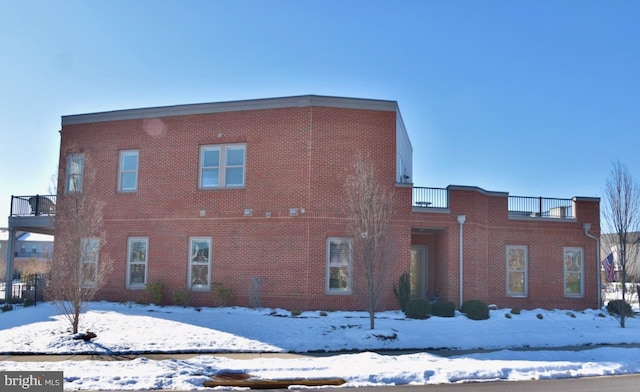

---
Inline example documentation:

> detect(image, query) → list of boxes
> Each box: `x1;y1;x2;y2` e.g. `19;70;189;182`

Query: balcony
8;195;56;235
412;187;575;219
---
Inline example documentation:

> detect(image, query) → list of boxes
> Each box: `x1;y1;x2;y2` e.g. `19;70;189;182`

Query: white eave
61;95;400;126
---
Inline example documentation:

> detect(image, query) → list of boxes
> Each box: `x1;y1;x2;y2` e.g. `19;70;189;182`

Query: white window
80;238;99;288
127;237;148;289
506;245;528;297
189;237;211;290
326;238;352;294
199;144;245;188
564;247;584;297
118;150;139;192
66;153;84;193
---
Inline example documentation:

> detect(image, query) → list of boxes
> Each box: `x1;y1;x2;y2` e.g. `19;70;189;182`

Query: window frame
563;247;584;297
80;237;100;288
188;237;212;291
199;144;246;189
126;237;148;289
325;237;353;295
118;149;139;192
506;245;528;297
65;153;84;193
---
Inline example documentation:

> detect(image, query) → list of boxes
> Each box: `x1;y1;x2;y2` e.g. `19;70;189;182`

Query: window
564;247;584;297
66;153;84;193
127;237;148;289
118;150;139;192
326;238;352;294
199;144;245;188
506;245;528;297
189;237;211;290
81;238;99;288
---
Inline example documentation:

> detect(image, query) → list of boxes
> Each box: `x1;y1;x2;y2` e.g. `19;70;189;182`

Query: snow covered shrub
431;300;456;317
404;299;430;319
461;300;489;320
607;300;632;317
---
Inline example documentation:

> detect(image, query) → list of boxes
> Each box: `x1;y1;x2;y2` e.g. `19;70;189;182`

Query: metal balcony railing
412;188;574;219
412;187;449;209
508;196;574;219
10;195;57;217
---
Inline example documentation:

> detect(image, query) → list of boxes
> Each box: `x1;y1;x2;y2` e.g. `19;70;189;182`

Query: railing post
539;197;543;217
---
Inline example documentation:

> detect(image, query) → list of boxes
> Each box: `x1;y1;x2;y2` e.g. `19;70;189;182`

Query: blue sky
1;1;639;224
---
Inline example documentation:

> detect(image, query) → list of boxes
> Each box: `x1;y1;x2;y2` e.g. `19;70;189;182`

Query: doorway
410;245;428;299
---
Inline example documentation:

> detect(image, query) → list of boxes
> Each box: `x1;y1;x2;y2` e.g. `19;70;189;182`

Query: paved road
76;374;640;392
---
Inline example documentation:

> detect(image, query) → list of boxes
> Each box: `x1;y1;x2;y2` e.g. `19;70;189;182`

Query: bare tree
48;150;112;334
344;153;395;330
602;161;640;328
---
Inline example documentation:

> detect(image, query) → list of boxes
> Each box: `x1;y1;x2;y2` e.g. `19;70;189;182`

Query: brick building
55;95;601;310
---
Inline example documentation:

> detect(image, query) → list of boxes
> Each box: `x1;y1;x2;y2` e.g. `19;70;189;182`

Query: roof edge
61;95;399;125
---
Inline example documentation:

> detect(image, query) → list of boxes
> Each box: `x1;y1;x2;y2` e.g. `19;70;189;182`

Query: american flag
602;253;616;282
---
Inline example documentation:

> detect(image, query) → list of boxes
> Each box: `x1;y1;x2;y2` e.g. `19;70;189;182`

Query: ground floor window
506;245;528;297
564;247;584;297
189;237;211;290
326;237;352;294
127;237;148;289
80;237;99;288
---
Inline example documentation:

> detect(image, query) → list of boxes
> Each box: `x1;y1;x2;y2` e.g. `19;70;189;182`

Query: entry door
410;245;428;299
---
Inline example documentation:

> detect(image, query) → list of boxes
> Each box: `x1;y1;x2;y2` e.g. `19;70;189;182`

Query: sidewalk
3;343;640;362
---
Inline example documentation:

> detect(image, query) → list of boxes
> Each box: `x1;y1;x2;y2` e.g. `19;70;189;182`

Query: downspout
583;223;601;309
457;215;466;308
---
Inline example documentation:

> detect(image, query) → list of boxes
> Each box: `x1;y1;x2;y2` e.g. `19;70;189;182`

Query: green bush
461;300;489;320
172;289;191;307
23;297;35;308
211;282;234;307
607;300;633;317
510;308;521;315
145;281;166;305
404;299;431;319
393;272;411;312
430;300;456;317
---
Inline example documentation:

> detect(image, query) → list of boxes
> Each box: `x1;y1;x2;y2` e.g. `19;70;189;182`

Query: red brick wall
58;104;407;310
57;102;601;312
410;188;600;310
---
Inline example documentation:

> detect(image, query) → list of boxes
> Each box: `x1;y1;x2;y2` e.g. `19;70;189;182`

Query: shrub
319;311;328;317
510;308;521;315
145;281;165;305
404;299;431;319
430;300;456;317
291;310;302;317
23;297;35;308
211;282;234;307
393;272;411;312
461;300;490;320
504;313;512;319
536;313;544;319
607;300;633;317
1;304;12;312
172;289;191;307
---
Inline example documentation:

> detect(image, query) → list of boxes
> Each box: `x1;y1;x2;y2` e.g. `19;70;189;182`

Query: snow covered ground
1;301;640;390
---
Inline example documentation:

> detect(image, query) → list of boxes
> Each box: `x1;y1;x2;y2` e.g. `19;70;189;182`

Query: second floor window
118;150;139;192
66;153;84;193
199;144;246;189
